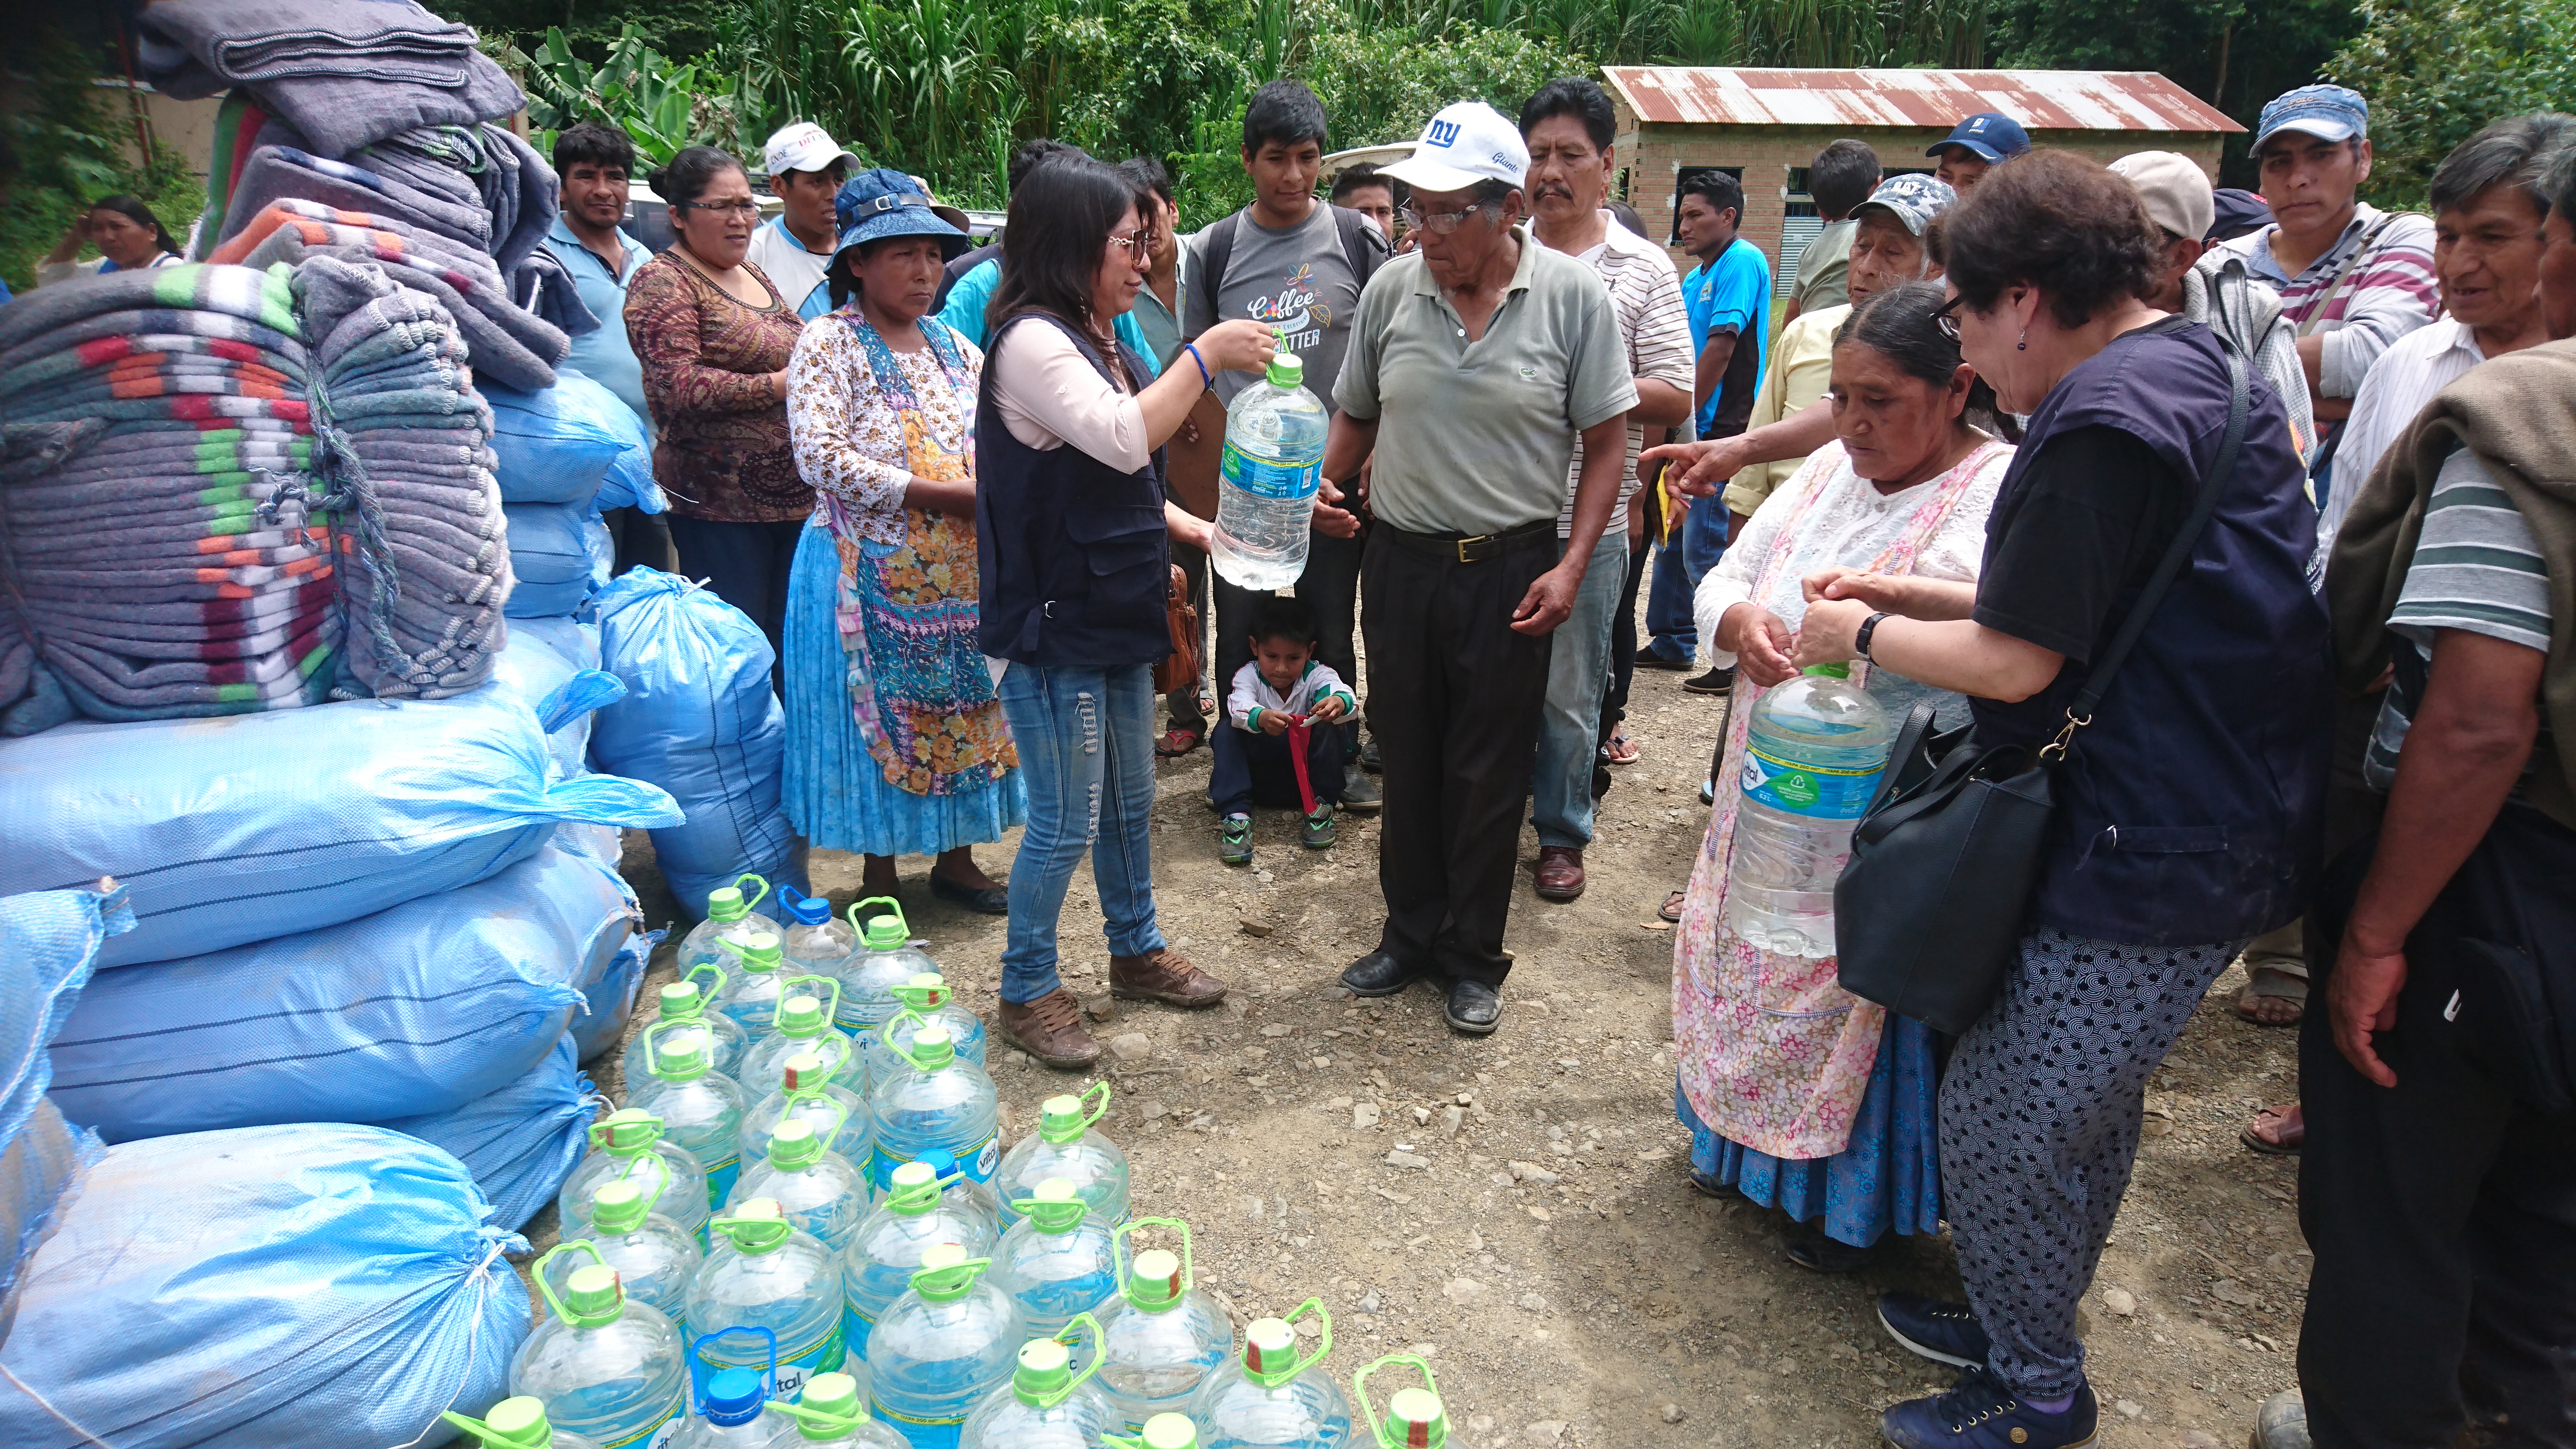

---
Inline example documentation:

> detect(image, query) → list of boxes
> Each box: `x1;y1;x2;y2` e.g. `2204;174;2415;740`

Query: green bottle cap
1802;662;1852;679
909;1242;989;1302
711;1198;794;1254
1266;351;1303;389
769;1119;823;1170
1385;1387;1447;1447
594;1107;663;1154
891;973;949;1012
775;994;826;1037
721;933;783;972
706;885;748;923
799;1372;862;1440
1127;1248;1185;1311
908;1023;957;1071
658;980;706;1019
781;1051;830;1093
563;1263;625;1326
861;914;909;950
1141;1414;1199;1449
591;1178;650;1234
440;1395;557;1449
650;1028;710;1082
1014;1177;1086;1235
886;1161;941;1216
1012;1337;1073;1404
1038;1094;1087;1144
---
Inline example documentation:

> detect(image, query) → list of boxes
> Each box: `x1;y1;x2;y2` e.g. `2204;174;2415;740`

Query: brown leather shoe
996;988;1102;1070
1535;845;1586;901
1109;947;1228;1008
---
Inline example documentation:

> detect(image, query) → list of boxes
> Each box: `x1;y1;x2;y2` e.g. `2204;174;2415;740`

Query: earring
2016;329;2028;352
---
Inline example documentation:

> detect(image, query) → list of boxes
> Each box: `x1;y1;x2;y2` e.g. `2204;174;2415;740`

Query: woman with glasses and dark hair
975;151;1278;1071
1793;151;2327;1449
625;145;812;672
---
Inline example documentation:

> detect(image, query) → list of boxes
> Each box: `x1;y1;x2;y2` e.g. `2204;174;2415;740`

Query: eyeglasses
675;199;761;216
1397;201;1499;237
1931;294;1966;341
1106;228;1152;262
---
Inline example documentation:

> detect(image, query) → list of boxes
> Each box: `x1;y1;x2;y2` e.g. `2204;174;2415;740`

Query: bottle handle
849;895;908;938
689;1325;779;1412
1029;1312;1106;1409
731;872;773;911
1352;1353;1440;1449
1072;1079;1112;1134
875;1006;935;1072
779;973;845;1035
682;959;728;1005
1111;1216;1195;1302
1243;1298;1333;1388
783;1086;851;1156
531;1240;606;1328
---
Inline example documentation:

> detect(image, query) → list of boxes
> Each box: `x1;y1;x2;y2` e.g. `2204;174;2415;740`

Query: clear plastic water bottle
840;1160;1002;1360
635;1025;751;1208
958;1323;1118;1449
777;885;859;979
1210;350;1325;591
867;1018;1000;1192
1096;1220;1232;1432
991;1180;1120;1345
993;1084;1129;1230
859;975;987;1086
712;934;792;1037
1724;662;1895;958
443;1395;608;1449
907;1148;1002;1231
689;1199;847;1400
511;1242;690;1449
731;1118;868;1254
1352;1353;1452;1449
741;1052;875;1171
1189;1301;1352;1449
769;1372;906;1449
561;1108;713;1247
867;1243;1028;1449
680;875;787;975
629;969;752;1085
1105;1413;1203;1449
671;1362;794;1449
746;980;856;1092
576;1177;705;1328
836;901;936;1037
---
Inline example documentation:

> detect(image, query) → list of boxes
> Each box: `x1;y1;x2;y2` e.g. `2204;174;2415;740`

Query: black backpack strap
1198;212;1241;308
1333;203;1388;286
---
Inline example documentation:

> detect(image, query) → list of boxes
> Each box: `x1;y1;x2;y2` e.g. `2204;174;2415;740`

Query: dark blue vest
1974;320;2331;946
974;313;1174;669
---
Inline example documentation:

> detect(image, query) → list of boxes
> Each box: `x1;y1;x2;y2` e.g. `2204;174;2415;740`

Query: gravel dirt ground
528;634;2307;1449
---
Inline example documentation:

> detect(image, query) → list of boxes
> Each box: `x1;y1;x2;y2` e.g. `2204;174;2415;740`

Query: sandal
2235;964;2309;1027
1156;726;1203;758
1660;889;1687;924
1602;728;1641;766
2240;1102;2304;1156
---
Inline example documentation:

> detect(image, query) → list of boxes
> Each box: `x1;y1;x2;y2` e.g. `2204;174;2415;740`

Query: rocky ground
534;651;2307;1449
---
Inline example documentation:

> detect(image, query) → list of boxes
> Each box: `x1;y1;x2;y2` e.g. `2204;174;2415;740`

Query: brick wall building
1601;68;2242;290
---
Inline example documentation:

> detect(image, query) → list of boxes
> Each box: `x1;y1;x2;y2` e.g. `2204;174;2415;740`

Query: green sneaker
1218;813;1254;865
1303;803;1338;849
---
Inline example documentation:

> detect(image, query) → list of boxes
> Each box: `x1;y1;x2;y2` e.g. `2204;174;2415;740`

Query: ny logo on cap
1427;118;1461;148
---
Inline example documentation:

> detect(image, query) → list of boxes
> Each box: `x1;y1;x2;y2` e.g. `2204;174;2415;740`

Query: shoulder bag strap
1201;212;1241;297
2047;334;2253;757
1334;204;1388;286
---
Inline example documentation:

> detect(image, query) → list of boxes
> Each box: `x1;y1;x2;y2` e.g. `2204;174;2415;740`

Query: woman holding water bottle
973;151;1281;1071
1669;284;2012;1274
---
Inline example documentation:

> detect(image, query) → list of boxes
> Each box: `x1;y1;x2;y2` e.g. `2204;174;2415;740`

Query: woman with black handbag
1792;152;2331;1449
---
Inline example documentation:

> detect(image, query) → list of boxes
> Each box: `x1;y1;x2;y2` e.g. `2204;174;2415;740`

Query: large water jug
576;1177;705;1327
768;1372;906;1449
836;901;935;1037
746;979;856;1090
993;1083;1129;1230
840;1160;1002;1358
561;1108;712;1246
867;1018;1000;1191
1352;1354;1452;1449
679;874;787;975
777;885;858;978
1106;1414;1203;1449
511;1242;690;1449
741;1052;874;1169
444;1395;608;1449
1724;663;1895;958
990;1180;1120;1345
671;1361;794;1448
712;933;792;1036
1210;351;1326;590
909;1148;1001;1229
688;1200;847;1399
1096;1219;1232;1432
628;967;752;1084
859;975;986;1086
635;1024;751;1206
867;1243;1027;1449
958;1324;1118;1449
731;1118;868;1253
1189;1301;1353;1449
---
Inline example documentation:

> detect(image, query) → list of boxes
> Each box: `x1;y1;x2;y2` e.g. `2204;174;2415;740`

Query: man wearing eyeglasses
1325;101;1637;1035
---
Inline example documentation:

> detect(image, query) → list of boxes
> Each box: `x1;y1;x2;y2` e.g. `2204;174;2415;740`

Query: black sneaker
1338;764;1381;815
1877;1292;1993;1370
1302;803;1337;849
1359;737;1383;773
1217;814;1254;866
1879;1368;2099;1449
1684;665;1737;695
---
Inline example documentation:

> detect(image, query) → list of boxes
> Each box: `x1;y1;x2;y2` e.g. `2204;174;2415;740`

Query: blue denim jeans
1530;529;1628;850
995;661;1164;1003
1644;495;1729;660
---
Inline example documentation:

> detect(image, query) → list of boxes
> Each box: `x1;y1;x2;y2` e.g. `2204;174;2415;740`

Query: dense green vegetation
0;30;206;293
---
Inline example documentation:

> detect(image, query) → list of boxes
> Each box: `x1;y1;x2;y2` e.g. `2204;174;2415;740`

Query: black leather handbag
1833;340;2251;1036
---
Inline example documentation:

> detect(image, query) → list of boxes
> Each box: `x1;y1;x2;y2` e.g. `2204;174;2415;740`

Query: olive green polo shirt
1335;224;1638;536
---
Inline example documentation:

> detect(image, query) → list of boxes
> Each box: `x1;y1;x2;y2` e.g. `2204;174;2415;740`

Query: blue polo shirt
543;216;652;434
936;257;1161;378
1681;237;1771;437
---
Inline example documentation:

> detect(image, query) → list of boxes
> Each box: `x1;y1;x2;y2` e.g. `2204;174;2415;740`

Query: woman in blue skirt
781;169;1022;908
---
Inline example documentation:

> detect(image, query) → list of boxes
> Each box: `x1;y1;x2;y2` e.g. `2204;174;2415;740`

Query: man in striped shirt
1518;77;1696;903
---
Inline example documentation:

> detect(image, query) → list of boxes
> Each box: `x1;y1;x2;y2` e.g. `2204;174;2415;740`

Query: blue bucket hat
830;167;969;263
1928;112;2030;166
2254;84;2369;155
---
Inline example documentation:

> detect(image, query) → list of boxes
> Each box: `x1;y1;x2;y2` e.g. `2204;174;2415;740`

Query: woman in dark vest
975;153;1278;1071
1794;152;2329;1449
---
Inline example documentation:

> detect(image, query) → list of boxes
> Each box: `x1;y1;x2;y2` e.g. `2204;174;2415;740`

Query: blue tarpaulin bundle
0;883;131;1345
378;1032;596;1232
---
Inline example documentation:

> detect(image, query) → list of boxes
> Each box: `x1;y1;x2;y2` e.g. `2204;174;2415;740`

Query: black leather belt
1381;518;1557;564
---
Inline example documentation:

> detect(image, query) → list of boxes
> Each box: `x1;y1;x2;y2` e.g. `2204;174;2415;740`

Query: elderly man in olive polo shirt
1318;101;1636;1035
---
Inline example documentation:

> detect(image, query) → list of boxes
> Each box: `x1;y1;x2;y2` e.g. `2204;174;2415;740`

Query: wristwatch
1855;611;1893;662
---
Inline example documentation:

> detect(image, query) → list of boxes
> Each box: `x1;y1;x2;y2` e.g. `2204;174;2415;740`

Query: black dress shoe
1340;950;1420;997
1445;978;1503;1034
929;872;1010;915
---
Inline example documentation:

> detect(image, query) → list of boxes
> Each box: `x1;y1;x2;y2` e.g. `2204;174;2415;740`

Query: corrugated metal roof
1602;68;2242;134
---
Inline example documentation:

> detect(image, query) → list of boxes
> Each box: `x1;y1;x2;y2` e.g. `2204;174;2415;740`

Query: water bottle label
867;1131;997;1192
594;1399;680;1449
1740;744;1886;820
701;1154;741;1208
845;1302;875;1359
1221;442;1321;501
699;1323;844;1400
972;1134;1001;1179
873;1399;969;1449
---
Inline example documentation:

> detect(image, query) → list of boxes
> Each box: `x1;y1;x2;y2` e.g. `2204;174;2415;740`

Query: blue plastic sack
379;1033;597;1232
49;844;639;1142
0;681;681;969
572;925;660;1062
483;372;629;506
591;568;803;916
505;500;616;619
0;1124;529;1449
587;369;667;516
491;620;623;778
0;884;132;1344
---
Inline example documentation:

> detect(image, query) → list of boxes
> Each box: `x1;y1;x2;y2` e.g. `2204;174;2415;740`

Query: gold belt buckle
1454;533;1490;562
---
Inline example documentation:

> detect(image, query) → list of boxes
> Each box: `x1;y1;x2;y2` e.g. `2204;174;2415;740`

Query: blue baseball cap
831;167;970;262
1928;112;2029;166
2254;84;2369;154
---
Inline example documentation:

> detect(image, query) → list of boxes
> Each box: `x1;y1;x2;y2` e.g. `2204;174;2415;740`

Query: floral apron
1672;443;1997;1159
822;314;1015;796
